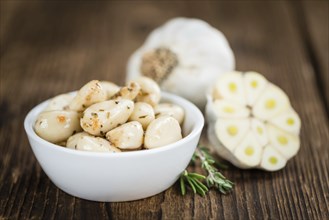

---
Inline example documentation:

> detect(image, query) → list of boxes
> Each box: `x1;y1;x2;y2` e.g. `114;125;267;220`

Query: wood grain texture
298;1;329;114
1;1;328;220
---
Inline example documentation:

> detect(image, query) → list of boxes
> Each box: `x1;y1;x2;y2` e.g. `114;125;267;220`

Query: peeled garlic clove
128;102;155;129
75;136;121;153
113;82;141;101
144;116;182;149
69;80;107;112
131;76;161;107
266;124;300;159
269;107;301;135
214;118;250;152
211;99;250;119
80;99;134;136
252;84;290;120
66;132;91;149
243;71;268;106
154;103;185;124
34;110;82;143
106;121;143;150
233;132;263;167
213;71;246;106
260;145;287;171
100;81;120;100
44;93;74;111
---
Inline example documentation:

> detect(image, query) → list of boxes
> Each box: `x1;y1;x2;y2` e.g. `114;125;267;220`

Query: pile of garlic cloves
34;77;185;153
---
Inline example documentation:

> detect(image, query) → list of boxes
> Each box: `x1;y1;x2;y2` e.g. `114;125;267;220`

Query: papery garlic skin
126;17;235;108
206;71;301;171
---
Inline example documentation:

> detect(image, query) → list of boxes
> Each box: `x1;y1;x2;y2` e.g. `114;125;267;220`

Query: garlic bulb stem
140;47;179;83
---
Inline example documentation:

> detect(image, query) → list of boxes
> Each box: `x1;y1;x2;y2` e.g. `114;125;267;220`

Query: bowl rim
24;91;204;158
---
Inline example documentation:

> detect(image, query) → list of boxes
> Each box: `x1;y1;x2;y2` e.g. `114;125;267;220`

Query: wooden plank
299;1;329;113
0;1;328;220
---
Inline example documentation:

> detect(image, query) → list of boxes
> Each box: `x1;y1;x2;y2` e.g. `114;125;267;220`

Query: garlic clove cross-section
252;84;290;121
233;131;263;167
206;71;301;171
269;107;301;135
213;71;246;106
214;118;250;152
243;71;268;106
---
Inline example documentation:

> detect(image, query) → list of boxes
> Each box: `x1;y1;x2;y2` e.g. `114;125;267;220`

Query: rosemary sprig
196;147;234;194
179;146;234;196
180;170;208;196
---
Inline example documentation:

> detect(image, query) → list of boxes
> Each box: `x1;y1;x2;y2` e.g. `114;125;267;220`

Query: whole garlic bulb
126;17;235;108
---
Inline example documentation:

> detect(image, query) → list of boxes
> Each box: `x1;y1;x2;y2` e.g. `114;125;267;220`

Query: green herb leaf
179;145;234;196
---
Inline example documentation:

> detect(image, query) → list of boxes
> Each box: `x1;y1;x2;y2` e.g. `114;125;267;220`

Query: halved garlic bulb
206;71;301;171
126;17;235;108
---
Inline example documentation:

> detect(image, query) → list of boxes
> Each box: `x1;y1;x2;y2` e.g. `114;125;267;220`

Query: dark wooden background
1;1;328;219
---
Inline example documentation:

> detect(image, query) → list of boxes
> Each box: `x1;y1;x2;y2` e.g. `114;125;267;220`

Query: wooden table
1;1;328;219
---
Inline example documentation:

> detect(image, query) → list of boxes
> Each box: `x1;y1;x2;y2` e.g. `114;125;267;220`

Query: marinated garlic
112;82;141;100
66;132;91;149
74;135;121;152
34;77;185;152
69;80;107;112
35;110;82;143
131;76;161;107
44;94;74;111
154;103;184;124
100;81;120;100
144;116;182;149
80;99;134;136
106;121;144;150
128;102;155;129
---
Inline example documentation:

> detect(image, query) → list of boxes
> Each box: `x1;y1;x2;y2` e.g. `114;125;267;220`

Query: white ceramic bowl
24;92;204;202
